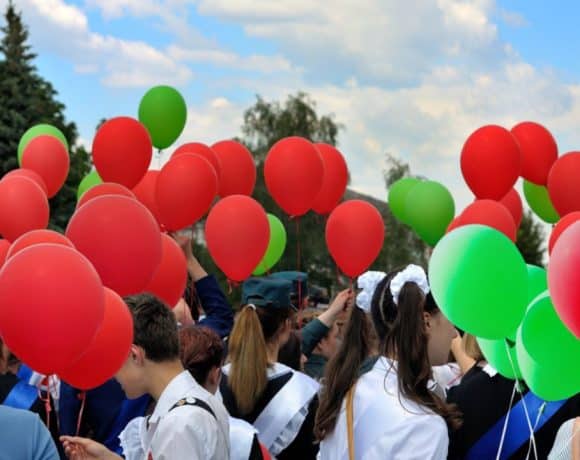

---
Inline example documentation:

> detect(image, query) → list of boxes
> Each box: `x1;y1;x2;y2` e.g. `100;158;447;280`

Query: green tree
0;2;90;230
516;210;545;266
242;92;343;162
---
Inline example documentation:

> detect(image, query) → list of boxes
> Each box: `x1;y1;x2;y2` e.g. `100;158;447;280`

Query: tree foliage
0;2;90;231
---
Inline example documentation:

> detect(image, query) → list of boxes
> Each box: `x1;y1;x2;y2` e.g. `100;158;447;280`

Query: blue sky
7;0;580;214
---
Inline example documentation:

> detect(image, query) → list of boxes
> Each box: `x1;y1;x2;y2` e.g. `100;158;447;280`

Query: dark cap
269;271;308;298
242;277;294;310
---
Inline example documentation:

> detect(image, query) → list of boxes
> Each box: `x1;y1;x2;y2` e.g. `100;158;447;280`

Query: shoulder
0;405;39;425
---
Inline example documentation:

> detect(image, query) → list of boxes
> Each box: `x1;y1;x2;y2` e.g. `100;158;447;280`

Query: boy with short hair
61;293;230;460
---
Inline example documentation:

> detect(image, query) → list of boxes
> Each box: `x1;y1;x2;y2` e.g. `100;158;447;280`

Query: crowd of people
1;237;580;459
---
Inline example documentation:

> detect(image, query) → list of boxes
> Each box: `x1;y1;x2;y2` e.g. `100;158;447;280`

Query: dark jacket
447;364;580;460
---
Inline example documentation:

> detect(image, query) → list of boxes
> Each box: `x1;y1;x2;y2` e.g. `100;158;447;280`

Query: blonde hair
227;304;291;415
462;334;484;362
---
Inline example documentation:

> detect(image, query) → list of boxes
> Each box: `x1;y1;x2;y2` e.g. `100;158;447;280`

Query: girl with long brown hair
219;277;320;460
315;265;460;460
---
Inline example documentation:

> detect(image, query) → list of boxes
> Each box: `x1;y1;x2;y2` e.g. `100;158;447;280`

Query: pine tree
0;2;90;230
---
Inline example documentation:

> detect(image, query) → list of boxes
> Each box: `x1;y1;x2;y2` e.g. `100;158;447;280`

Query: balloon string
157;149;163;169
295;218;304;328
227;279;233;295
76;391;87;436
505;339;538;460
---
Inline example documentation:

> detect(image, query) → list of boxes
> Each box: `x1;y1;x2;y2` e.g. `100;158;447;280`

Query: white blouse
319;357;449;460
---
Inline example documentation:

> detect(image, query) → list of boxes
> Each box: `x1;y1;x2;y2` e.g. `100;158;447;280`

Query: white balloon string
505;339;538;460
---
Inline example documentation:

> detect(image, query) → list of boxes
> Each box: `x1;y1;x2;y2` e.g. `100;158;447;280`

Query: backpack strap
169;397;216;420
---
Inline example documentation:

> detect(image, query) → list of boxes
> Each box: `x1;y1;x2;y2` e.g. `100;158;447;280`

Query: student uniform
119;370;230;460
319;357;449;460
447;364;580;460
220;362;320;460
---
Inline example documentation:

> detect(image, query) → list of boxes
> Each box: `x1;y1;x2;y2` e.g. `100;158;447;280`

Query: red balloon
93;117;152;189
59;287;133;390
511;121;558;185
264;137;324;216
7;229;73;260
211;140;256;197
549;211;580;255
0;176;49;242
499;189;523;228
156;155;218;231
144;234;187;308
132;170;163;229
548;221;580;337
0;240;10;267
459;200;517;242
0;244;104;374
4;169;48;195
21;135;69;198
326;200;385;277
461;125;521;200
66;195;162;296
205;195;269;282
311;144;348;215
172;143;221;181
446;215;464;234
77;182;136;209
548;152;580;217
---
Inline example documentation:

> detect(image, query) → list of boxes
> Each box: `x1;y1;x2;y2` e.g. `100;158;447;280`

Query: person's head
179;326;224;394
278;331;303;371
270;271;309;309
116;293;181;399
315;322;341;360
228;278;294;415
370;265;460;429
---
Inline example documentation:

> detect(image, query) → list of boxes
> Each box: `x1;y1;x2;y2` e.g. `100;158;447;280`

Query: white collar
222;362;293;380
149;370;197;425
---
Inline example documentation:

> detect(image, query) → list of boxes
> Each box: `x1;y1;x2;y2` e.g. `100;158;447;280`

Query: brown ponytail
372;270;462;430
227;304;291;415
314;306;375;440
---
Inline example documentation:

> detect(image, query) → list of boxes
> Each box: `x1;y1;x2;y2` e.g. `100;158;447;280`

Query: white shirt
120;371;230;460
319;357;449;460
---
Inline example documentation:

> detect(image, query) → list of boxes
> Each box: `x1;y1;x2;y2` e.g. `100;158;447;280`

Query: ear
423;311;432;331
130;344;146;366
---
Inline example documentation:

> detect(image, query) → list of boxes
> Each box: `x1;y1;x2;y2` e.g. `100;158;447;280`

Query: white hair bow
390;264;430;305
356;271;387;312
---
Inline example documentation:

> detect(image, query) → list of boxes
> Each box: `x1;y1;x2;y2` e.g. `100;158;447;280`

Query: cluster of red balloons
0;129;72;242
459;121;580;342
264;137;348;216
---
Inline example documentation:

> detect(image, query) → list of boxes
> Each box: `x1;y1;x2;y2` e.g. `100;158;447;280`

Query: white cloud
499;8;529;28
167;45;297;74
9;0;193;87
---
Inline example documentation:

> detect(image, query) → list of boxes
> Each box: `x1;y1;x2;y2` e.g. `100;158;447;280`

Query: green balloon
253;214;287;276
477;337;522;379
17;124;68;165
516;292;580;401
77;171;102;200
388;177;420;224
429;225;528;339
138;86;187;149
523;180;559;224
405;180;455;246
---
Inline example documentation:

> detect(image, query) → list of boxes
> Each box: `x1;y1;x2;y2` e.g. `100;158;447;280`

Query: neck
145;360;185;401
266;341;280;364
